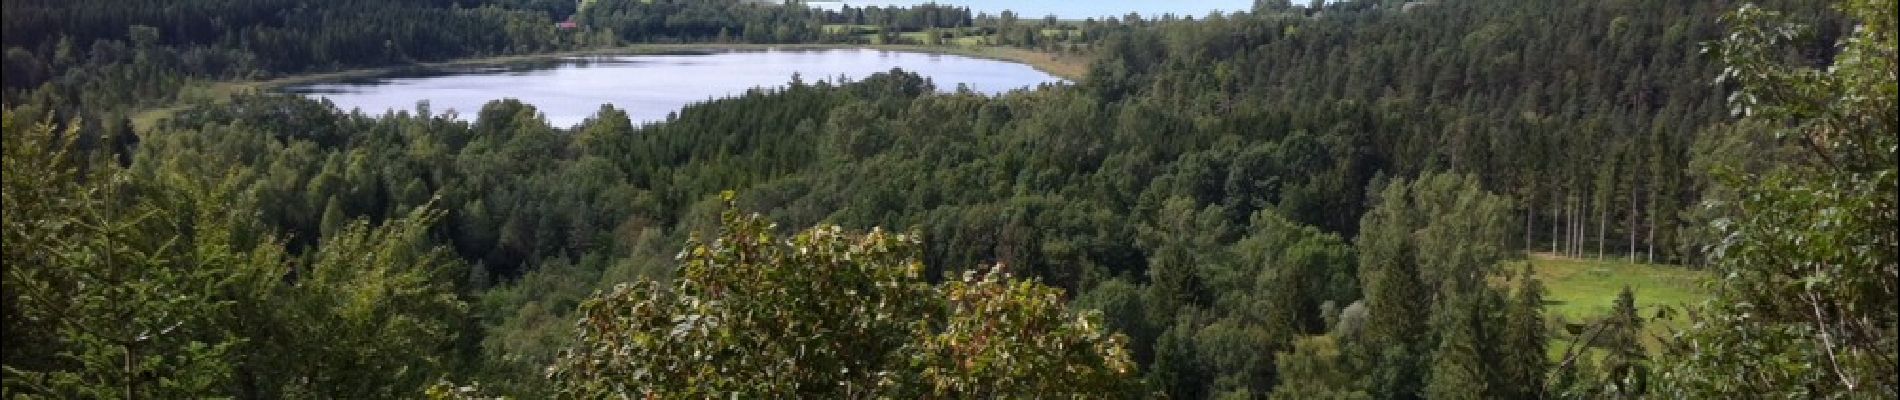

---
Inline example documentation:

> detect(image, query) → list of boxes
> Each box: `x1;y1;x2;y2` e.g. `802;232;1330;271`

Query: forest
3;0;1894;398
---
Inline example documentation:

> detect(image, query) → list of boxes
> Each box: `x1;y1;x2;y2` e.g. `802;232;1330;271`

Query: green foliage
545;195;1138;397
1140;196;1219;325
1599;288;1649;396
1353;172;1527;399
1550;287;1652;399
3;0;572;115
1269;336;1369;400
10;0;1871;395
1423;293;1490;400
1240;207;1359;344
1074;278;1154;360
1352;179;1431;398
241;206;469;398
1498;266;1550;398
904;268;1141;397
2;107;468;398
1659;0;1898;396
1;111;244;398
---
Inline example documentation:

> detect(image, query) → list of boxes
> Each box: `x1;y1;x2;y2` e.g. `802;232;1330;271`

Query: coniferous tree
1599;287;1648;398
1424;293;1489;400
1500;265;1551;398
1354;180;1428;399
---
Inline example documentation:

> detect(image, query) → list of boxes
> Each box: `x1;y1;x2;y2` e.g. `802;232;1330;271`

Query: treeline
577;0;980;44
576;0;826;43
0;0;1000;116
826;3;975;31
1081;0;1843;265
0;0;573;149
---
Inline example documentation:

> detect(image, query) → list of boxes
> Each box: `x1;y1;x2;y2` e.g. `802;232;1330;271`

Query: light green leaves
547;195;1139;398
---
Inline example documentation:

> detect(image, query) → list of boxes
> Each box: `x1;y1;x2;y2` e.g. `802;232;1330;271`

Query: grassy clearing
822;24;880;34
1527;253;1707;323
949;35;989;46
903;45;1089;80
896;31;932;42
1520;253;1710;358
1039;28;1082;38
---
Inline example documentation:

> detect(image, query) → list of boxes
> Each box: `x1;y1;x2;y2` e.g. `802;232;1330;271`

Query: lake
287;48;1064;127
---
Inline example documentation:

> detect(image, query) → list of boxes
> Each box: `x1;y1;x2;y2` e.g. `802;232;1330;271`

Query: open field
822;24;881;34
1522;253;1711;358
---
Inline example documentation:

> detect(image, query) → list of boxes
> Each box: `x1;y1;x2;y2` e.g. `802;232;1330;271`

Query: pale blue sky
810;0;1262;19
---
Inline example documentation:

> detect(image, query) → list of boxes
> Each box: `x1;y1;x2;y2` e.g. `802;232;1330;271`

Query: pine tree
1499;265;1550;398
1148;323;1208;399
1424;293;1489;400
1354;180;1428;399
1599;287;1647;397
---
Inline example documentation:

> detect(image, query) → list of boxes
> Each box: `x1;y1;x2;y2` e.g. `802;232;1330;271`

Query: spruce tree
1354;180;1428;399
1424;293;1489;400
1499;265;1551;398
1598;287;1647;398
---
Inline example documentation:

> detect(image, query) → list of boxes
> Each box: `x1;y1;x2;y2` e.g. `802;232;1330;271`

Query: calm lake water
288;49;1064;127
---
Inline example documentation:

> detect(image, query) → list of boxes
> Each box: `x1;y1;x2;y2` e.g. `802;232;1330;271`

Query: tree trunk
1567;195;1577;256
1551;191;1561;254
1628;181;1638;263
1523;206;1533;252
1647;206;1657;264
1597;193;1607;260
1575;195;1584;257
1563;194;1573;256
1524;198;1535;253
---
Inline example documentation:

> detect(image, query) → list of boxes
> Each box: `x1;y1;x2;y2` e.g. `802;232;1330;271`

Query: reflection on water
287;48;1066;127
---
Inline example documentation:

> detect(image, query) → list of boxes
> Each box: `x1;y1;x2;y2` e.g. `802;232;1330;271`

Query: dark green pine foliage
1353;180;1430;399
1424;292;1491;400
1498;265;1551;399
1599;287;1648;397
1353;172;1523;399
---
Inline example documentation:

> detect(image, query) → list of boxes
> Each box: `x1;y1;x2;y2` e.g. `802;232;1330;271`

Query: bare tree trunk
1647;208;1657;264
1574;195;1584;257
1628;181;1639;263
1568;195;1578;257
1551;192;1561;254
1563;194;1573;256
1573;195;1583;257
1597;193;1607;260
1525;202;1534;252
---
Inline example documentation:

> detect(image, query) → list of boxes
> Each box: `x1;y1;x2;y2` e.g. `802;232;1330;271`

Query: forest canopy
3;0;1892;398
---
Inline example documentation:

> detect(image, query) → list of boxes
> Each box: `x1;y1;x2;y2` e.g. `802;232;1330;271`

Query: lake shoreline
135;44;1087;131
263;44;1089;90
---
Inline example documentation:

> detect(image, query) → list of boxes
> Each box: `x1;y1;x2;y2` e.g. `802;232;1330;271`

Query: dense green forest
4;0;1894;398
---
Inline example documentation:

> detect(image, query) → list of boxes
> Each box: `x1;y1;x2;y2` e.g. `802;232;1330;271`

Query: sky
807;0;1262;19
